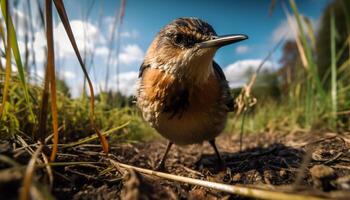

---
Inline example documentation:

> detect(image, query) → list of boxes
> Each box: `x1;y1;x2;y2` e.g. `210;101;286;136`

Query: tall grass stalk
53;0;109;153
330;10;337;128
289;0;325;99
0;0;11;119
45;0;59;161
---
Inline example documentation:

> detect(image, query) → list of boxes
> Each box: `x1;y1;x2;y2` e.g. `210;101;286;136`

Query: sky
9;0;331;97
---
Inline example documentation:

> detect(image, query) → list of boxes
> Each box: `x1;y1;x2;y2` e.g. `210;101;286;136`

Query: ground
1;131;350;199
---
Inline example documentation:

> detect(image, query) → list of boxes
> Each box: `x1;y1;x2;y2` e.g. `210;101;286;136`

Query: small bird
136;17;247;170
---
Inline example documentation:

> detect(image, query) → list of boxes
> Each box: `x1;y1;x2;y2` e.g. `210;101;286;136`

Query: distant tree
316;0;350;87
240;66;281;101
278;40;303;93
95;90;134;108
56;78;71;98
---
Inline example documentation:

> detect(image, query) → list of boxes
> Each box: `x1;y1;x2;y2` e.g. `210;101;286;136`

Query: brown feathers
140;67;222;117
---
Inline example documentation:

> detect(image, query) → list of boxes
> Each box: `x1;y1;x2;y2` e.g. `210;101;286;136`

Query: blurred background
0;0;349;142
8;0;331;96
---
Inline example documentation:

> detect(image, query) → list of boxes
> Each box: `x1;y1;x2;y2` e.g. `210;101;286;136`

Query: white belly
154;110;227;145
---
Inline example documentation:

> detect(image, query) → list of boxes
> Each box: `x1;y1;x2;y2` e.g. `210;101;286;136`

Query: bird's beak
198;34;248;49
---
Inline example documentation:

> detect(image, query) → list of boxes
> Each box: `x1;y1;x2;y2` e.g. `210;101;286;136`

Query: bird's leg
155;141;173;171
209;139;225;167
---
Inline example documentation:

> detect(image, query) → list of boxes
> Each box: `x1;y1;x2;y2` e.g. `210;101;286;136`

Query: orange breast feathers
140;67;222;116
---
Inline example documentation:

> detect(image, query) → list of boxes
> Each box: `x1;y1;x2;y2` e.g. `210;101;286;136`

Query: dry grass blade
62;121;130;148
303;16;316;50
109;159;326;200
268;0;276;16
52;0;109;153
37;65;50;141
0;154;20;167
44;0;59;162
104;0;121;91
289;0;325;98
41;153;53;189
37;0;51;142
0;17;5;43
282;2;308;69
232;36;284;150
105;0;126;91
19;144;43;200
233;37;283;117
330;9;337;127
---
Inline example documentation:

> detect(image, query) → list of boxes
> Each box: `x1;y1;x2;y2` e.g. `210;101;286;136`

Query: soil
1;131;350;199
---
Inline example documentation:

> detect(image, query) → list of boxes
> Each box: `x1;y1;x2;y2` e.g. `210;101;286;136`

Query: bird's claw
154;160;166;171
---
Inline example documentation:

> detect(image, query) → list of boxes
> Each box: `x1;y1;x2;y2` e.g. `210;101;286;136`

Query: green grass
229;0;350;134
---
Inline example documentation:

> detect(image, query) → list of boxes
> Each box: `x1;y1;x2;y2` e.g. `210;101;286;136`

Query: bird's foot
217;158;227;171
154;160;166;171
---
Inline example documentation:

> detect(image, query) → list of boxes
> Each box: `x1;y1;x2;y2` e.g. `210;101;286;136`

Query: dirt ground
1;131;350;199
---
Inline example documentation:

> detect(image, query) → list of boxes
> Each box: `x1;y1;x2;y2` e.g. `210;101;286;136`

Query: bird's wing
212;61;235;112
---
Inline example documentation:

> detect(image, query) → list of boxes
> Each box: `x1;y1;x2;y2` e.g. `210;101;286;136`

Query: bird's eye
172;34;197;48
173;34;184;44
186;37;195;46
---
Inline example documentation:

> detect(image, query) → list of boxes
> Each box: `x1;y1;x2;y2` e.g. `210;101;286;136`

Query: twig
233;36;285;150
0;154;21;167
109;158;327;200
65;167;99;180
61;121;129;148
182;166;204;177
41;153;53;189
20;144;43;200
324;152;343;164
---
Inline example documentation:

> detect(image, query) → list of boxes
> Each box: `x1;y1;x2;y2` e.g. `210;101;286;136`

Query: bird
136;17;247;170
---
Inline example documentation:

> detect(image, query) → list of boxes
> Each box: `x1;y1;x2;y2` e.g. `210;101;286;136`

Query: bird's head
144;17;247;84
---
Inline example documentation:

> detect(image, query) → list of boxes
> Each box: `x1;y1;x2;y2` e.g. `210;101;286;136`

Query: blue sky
11;0;331;97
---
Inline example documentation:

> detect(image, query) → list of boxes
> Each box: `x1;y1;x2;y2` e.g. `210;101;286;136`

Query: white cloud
12;8;34;38
118;44;144;66
98;71;139;96
235;45;249;54
120;30;139;38
30;69;44;79
224;59;275;88
272;19;295;43
95;46;109;57
31;20;105;63
32;31;46;63
272;17;318;43
61;70;76;79
116;71;139;96
54;20;105;55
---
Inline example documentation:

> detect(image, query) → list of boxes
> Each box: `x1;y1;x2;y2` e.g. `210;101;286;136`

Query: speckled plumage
136;17;233;145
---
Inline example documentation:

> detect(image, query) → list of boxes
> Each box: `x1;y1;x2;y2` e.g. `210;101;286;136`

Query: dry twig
109;158;326;200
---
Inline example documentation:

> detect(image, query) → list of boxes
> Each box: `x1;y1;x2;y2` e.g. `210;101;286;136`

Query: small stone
232;173;241;182
335;175;350;190
310;165;335;179
189;188;207;200
310;165;336;191
279;169;287;178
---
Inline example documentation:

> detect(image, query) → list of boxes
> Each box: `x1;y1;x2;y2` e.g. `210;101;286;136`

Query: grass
0;0;349;198
0;0;348;145
228;0;350;135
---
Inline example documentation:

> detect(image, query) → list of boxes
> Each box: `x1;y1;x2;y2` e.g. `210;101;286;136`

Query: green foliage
316;0;350;85
0;76;157;143
0;78;41;139
0;0;35;121
230;0;350;134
